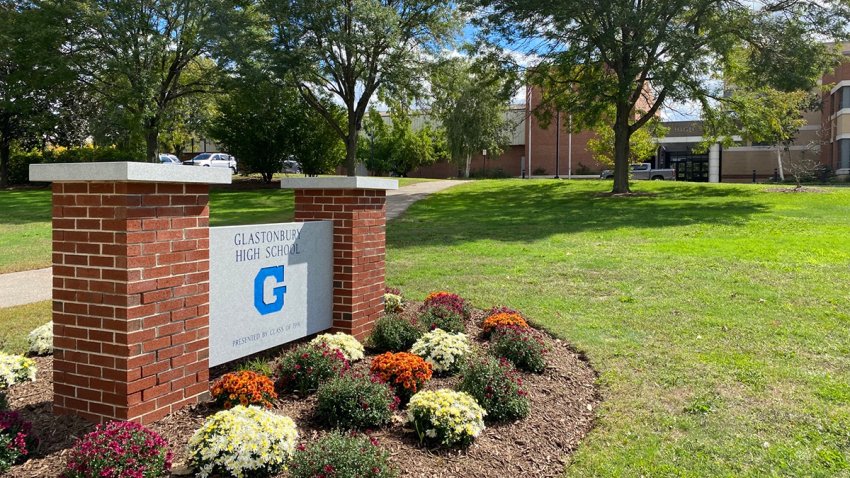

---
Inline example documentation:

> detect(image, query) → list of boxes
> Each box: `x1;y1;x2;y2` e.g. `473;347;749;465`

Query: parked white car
184;153;238;174
159;154;181;165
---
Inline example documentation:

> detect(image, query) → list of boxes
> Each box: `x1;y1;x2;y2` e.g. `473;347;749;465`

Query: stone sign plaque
209;221;333;366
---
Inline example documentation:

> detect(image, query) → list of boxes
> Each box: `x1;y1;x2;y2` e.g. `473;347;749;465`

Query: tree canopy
471;0;848;192
260;0;459;175
429;55;515;178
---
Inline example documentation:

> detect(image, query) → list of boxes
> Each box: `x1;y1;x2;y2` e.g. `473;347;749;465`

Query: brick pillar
284;177;398;340
31;163;231;424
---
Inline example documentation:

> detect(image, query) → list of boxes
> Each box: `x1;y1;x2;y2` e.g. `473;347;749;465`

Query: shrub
211;370;277;409
0;411;37;473
63;421;171;478
0;391;7;411
369;352;432;403
421;291;471;320
417;305;466;334
309;332;365;362
188;405;298;478
481;312;529;337
27;321;53;356
0;353;37;388
288;431;398;478
383;293;403;314
457;356;530;422
490;325;548;373
410;329;472;375
368;314;422;352
407;389;486;448
275;343;350;395
315;374;397;430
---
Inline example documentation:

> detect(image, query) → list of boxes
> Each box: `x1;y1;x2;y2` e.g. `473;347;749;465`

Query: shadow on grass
388;181;769;248
0;189;52;226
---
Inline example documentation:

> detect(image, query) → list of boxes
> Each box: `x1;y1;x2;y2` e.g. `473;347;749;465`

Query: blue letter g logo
254;266;287;315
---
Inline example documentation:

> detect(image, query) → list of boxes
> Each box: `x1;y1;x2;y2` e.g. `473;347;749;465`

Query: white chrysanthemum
410;329;471;374
0;352;37;388
27;321;53;355
407;389;486;447
309;332;365;362
188;405;298;478
383;293;403;313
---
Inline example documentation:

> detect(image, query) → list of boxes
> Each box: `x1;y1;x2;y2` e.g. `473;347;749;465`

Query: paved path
0;179;468;309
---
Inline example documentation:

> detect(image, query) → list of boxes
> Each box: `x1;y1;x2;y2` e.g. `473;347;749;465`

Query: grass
0;178;438;273
386;180;850;476
0;301;50;354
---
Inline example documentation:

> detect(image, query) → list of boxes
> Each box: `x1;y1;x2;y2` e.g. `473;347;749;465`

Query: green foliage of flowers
368;314;422;353
288;431;398;478
489;325;548;373
236;357;274;377
62;421;171;478
309;333;365;362
407;389;486;448
0;391;7;411
458;356;530;422
0;353;36;388
27;321;52;356
315;374;398;431
0;411;37;473
188;405;298;478
410;329;472;375
275;343;349;395
417;305;465;334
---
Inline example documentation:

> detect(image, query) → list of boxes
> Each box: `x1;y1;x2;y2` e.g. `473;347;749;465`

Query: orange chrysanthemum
370;352;432;397
482;312;529;336
211;370;277;409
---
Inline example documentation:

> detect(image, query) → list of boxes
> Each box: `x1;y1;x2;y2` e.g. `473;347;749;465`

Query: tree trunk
612;103;631;194
345;116;358;176
0;138;10;188
145;124;159;163
464;153;471;178
776;147;785;181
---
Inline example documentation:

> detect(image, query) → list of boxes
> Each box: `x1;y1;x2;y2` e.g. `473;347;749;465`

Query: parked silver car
184;153;238;174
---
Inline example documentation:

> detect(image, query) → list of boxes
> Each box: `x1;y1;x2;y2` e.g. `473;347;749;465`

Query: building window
841;87;850;110
839;138;850;169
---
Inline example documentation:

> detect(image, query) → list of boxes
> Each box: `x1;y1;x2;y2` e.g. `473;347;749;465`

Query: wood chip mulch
3;311;600;478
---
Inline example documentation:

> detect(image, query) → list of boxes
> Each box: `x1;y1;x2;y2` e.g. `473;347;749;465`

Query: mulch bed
3;311;599;478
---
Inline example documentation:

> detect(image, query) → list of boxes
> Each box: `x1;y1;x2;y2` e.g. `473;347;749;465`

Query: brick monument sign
30;162;396;424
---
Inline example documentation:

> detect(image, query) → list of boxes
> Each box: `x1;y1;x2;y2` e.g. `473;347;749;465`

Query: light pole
555;110;561;179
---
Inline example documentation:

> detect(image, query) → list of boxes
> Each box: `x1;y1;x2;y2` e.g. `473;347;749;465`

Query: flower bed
1;302;599;478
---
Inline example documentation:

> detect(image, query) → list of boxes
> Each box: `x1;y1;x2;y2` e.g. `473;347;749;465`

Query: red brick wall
51;181;210;424
293;189;386;340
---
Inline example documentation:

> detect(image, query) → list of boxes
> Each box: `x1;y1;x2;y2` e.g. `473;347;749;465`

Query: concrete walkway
0;179;467;309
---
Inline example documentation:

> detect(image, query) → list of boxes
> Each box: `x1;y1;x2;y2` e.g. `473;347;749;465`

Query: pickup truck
600;163;675;180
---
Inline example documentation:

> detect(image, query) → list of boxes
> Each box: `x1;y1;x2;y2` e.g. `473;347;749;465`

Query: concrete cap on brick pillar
280;176;398;190
30;162;232;184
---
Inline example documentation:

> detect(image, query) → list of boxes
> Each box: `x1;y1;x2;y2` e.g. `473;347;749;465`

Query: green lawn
386;180;850;476
0;178;438;273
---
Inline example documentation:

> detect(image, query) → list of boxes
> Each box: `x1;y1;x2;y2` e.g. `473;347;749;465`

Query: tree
69;0;230;162
588;118;668;169
429;55;515;178
260;0;458;175
0;0;75;187
472;0;846;193
207;74;343;182
360;107;445;176
702;87;818;181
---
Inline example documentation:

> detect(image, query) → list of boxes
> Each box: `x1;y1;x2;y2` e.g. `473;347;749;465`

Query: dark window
841;86;850;110
839;139;850;169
